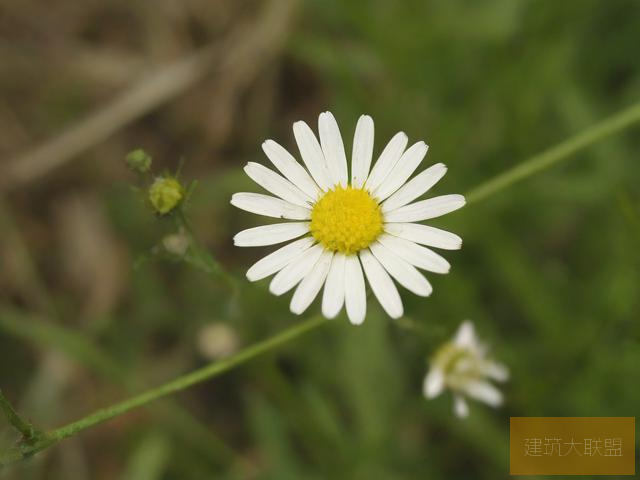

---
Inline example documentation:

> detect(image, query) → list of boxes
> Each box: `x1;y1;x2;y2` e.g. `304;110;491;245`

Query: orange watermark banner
510;417;635;475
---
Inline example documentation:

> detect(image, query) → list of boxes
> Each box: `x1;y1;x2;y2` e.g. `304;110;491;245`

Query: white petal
384;194;466;223
369;241;432;297
262;140;320;199
423;368;444;398
351;115;374;188
384;223;462;250
454;394;470;418
381;163;447;212
344;255;366;325
246;237;316;282
269;244;324;296
359;249;403;319
318;112;348;187
462;380;503;407
377;233;450;274
234;223;310;247
244;162;312;206
322;253;347;319
483;361;510;382
454;320;477;349
293;121;333;191
372;141;428;201
290;250;333;315
364;131;408;193
231;193;310;220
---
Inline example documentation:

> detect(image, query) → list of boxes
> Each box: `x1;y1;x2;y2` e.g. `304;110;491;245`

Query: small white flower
232;112;465;325
423;320;509;418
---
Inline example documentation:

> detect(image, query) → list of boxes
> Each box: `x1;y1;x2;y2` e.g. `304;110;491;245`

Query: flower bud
125;149;152;174
162;228;190;255
197;323;239;360
148;176;184;215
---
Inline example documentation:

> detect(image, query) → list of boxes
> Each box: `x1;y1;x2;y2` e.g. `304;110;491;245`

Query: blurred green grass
1;0;639;478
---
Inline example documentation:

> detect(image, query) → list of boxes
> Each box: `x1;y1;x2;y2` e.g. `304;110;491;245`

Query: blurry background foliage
1;0;639;478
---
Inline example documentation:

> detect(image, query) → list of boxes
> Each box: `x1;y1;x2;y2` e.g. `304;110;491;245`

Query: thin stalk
0;390;40;443
3;98;640;468
465;101;640;204
0;314;326;467
0;307;253;468
179;212;240;299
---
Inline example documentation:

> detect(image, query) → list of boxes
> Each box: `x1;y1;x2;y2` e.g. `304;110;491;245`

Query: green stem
0;314;326;467
177;211;242;314
0;307;252;468
465;101;640;204
0;390;40;443
3;99;640;468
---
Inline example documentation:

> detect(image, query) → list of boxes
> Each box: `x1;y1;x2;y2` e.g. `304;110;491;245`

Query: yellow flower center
310;186;383;254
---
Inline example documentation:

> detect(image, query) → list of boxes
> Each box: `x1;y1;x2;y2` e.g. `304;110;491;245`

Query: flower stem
177;210;242;311
3;99;640;468
0;390;41;443
465;100;640;204
0;314;326;467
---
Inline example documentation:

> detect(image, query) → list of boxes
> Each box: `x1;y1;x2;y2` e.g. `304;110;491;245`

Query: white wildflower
232;112;464;325
423;320;509;417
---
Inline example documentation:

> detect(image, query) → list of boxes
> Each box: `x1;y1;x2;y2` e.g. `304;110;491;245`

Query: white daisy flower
423;320;509;418
232;112;465;325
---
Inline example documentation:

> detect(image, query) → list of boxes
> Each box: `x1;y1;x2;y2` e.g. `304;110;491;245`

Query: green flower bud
126;149;152;174
148;176;184;215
